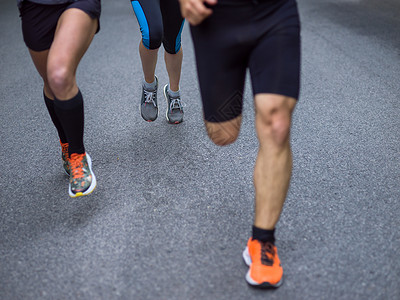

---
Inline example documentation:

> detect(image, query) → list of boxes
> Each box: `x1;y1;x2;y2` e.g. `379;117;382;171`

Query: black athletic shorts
190;0;301;122
19;0;101;52
130;0;185;54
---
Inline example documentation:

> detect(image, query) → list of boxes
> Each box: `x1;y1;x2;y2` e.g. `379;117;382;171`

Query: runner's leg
139;42;159;84
164;49;182;92
253;94;296;229
131;0;163;121
131;0;163;84
161;0;184;92
29;49;67;143
48;7;98;197
47;8;97;100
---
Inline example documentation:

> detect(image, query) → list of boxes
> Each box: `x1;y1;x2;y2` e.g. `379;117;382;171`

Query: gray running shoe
164;84;184;124
140;76;158;122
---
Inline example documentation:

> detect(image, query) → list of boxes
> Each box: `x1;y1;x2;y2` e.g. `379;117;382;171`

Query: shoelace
143;89;156;107
260;241;275;266
169;98;183;111
69;153;86;179
61;142;69;159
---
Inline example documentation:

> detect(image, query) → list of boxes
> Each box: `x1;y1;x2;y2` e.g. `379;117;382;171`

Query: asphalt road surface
0;0;399;299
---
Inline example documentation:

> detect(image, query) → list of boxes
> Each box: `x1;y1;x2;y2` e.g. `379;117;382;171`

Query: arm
179;0;217;25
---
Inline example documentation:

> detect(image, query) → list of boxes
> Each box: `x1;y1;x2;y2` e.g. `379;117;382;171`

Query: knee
133;3;162;50
151;31;163;50
47;62;74;97
257;113;292;147
268;117;291;147
255;98;295;148
205;118;241;146
145;24;163;50
208;129;239;146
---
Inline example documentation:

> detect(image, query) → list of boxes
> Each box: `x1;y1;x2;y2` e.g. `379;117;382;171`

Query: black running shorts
190;0;301;122
19;0;101;52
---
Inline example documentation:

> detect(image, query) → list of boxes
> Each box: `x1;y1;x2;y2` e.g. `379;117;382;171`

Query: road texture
0;0;399;299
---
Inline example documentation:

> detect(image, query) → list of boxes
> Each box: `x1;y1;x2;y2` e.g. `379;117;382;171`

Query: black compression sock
252;226;275;244
54;90;85;155
43;92;67;143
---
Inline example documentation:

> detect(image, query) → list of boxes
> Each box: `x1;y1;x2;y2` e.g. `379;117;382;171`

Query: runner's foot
140;76;158;121
242;238;283;288
68;153;97;198
164;84;184;124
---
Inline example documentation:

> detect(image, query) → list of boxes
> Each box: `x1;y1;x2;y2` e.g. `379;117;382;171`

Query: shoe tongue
171;99;181;109
260;242;274;266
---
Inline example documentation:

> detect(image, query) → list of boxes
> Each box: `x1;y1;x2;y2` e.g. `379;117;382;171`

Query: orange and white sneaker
242;238;283;288
60;141;70;175
68;153;97;198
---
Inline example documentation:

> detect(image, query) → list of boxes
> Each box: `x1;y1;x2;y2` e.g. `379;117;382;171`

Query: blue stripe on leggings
175;20;185;53
131;1;150;49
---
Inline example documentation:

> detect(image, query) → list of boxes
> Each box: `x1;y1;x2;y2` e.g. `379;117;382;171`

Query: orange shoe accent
68;152;96;197
60;141;70;175
69;153;86;179
246;238;283;288
60;141;69;159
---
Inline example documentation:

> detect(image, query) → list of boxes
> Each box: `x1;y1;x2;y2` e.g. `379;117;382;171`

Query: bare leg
139;41;159;84
28;49;54;99
204;116;242;146
164;48;183;91
253;93;296;230
47;8;97;100
29;49;69;144
204;93;295;229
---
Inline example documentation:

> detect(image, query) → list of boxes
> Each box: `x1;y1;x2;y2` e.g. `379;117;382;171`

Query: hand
179;0;217;26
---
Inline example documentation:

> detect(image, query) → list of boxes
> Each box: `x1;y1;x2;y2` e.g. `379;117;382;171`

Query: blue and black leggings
130;0;184;54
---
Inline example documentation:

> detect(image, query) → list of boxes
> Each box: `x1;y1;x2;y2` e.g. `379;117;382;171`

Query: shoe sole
164;84;183;124
68;153;97;198
242;247;283;289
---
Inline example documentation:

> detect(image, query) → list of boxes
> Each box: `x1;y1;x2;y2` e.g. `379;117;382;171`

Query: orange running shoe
242;238;283;288
68;153;97;198
60;141;70;175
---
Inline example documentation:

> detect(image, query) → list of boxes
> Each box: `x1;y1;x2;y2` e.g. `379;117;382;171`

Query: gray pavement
1;0;399;299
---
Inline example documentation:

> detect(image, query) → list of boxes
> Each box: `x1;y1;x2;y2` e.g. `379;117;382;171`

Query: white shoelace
143;89;156;107
169;98;183;111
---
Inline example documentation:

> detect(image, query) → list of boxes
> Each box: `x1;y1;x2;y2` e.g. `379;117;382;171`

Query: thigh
28;48;59;99
190;5;253;123
69;0;101;32
160;0;185;54
249;0;301;100
69;0;101;20
19;1;66;51
132;0;163;49
47;7;98;75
